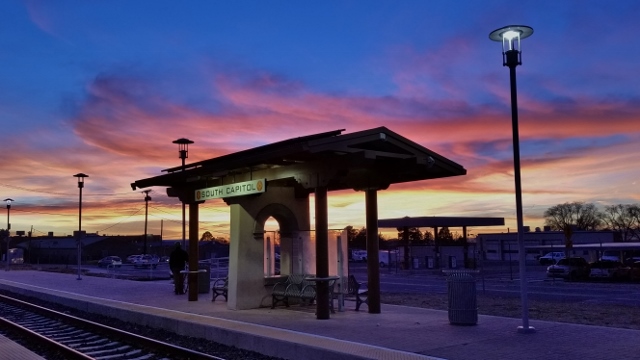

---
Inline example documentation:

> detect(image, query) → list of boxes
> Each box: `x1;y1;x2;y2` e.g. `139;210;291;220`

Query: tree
543;202;601;231
545;202;602;257
422;230;434;245
351;227;367;250
200;231;214;242
396;227;422;269
345;225;360;249
213;237;229;244
396;227;423;244
600;204;640;242
437;227;454;242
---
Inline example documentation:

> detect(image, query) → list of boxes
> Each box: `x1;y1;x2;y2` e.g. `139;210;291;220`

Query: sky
1;0;639;241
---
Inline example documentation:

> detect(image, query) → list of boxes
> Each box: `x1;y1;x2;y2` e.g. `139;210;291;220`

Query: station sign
195;179;266;201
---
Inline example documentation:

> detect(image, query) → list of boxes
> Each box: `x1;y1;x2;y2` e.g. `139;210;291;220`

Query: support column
462;226;468;268
434;226;439;269
365;189;380;314
403;226;409;270
315;186;330;320
188;202;199;301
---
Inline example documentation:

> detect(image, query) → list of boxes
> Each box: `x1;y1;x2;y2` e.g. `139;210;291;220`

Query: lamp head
142;189;152;202
73;173;89;188
489;25;533;50
173;138;194;159
489;25;533;67
3;198;13;208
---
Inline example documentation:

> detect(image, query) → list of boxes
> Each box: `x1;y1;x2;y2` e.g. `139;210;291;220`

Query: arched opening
254;203;301;278
264;217;280;276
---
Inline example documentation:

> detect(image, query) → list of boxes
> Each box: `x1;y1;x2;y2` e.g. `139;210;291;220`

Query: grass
381;292;640;330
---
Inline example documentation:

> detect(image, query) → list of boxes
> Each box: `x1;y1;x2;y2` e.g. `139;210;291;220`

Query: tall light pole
142;190;152;254
489;25;535;333
73;173;88;280
173;138;193;248
4;198;13;271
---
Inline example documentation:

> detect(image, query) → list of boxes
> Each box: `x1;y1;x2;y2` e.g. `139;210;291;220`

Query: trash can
198;267;210;294
444;270;478;325
412;257;420;269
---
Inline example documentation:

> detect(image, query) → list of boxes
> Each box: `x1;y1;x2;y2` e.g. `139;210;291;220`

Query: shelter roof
378;216;505;228
131;127;466;195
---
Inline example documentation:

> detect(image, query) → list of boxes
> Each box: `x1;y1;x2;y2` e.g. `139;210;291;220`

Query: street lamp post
73;173;88;280
4;198;13;271
142;190;152;254
173;138;193;248
489;25;535;333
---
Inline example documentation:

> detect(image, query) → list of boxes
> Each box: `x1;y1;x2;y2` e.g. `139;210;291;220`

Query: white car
98;256;122;268
539;252;565;265
351;250;367;262
133;255;160;269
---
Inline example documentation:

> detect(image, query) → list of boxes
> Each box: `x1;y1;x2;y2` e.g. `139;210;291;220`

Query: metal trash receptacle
444;270;478;325
198;267;210;294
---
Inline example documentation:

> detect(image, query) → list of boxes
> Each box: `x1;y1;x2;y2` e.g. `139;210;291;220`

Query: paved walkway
0;270;638;360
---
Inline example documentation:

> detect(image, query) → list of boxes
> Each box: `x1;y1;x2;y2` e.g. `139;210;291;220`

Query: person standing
169;243;189;294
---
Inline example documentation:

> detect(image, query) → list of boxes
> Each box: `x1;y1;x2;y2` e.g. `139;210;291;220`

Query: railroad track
0;294;225;360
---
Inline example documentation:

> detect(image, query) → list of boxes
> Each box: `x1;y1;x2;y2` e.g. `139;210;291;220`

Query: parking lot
349;262;640;307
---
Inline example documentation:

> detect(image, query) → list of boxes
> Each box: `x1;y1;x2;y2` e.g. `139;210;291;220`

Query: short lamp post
142;190;152;254
4;198;13;271
73;173;88;280
489;25;535;333
173;138;193;248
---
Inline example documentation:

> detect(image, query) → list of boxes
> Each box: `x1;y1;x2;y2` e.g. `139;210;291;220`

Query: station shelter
131;127;466;319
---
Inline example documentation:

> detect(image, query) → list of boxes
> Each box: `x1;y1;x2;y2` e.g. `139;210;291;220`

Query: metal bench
345;274;368;311
271;274;316;308
211;277;228;302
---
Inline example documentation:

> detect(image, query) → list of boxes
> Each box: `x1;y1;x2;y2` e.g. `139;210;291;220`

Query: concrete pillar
225;185;310;310
315;186;330;319
227;203;269;310
365;188;381;314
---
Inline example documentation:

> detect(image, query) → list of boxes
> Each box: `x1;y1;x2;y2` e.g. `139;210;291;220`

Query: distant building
477;227;620;261
12;234;227;265
13;234;163;264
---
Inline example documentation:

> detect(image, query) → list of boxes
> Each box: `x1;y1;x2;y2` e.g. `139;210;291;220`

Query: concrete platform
0;335;46;360
0;270;639;360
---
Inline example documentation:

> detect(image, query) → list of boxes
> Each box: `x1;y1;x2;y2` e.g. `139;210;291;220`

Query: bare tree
543;202;601;231
200;231;214;242
600;204;640;241
545;202;602;257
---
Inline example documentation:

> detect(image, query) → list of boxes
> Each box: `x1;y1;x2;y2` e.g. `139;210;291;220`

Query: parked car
133;255;160;269
539;251;565;265
546;257;589;280
351;250;367;262
127;254;142;263
623;250;640;265
600;250;622;262
98;256;122;268
629;261;640;282
588;260;630;281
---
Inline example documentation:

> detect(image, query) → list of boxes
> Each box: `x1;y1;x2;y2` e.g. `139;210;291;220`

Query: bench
271;274;316;308
211;277;228;302
344;275;368;311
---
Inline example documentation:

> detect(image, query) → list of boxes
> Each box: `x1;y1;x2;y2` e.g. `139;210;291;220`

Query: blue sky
1;1;639;239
